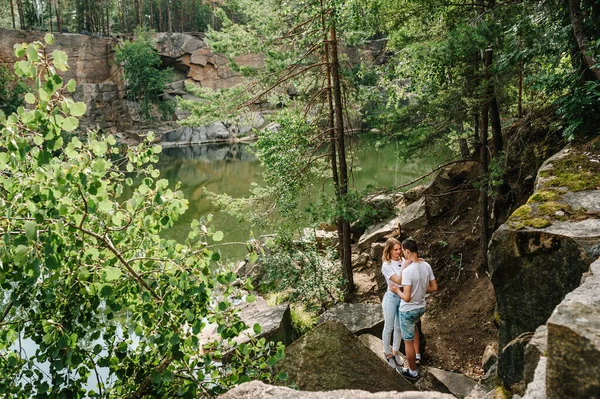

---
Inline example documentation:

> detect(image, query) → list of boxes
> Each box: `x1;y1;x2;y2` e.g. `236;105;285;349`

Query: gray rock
370;242;385;262
489;144;600;387
523;325;547;385
358;334;388;365
357;197;427;253
522;356;547;399
275;320;414;392
218;380;456;398
546;257;600;399
427;368;477;399
489;226;591;385
318;302;384;337
199;295;293;358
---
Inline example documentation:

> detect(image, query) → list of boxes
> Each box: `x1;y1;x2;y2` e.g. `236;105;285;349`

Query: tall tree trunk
167;0;172;33
319;0;344;294
16;0;24;29
329;17;354;294
479;49;491;272
54;0;61;32
48;0;53;31
134;0;140;27
149;0;153;29
569;0;600;80
518;59;523;118
159;0;163;31
9;0;16;29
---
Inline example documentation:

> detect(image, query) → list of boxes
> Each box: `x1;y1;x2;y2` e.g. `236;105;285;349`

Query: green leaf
52;50;69;72
212;231;224;242
246;294;256;303
24;221;36;240
69;102;87;117
61;116;79;132
44;33;55;45
104;266;122;281
24;93;36;104
26;45;39;62
253;324;262;335
66;79;77;92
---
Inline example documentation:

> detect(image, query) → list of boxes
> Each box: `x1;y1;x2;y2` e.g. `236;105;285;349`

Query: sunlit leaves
0;34;280;398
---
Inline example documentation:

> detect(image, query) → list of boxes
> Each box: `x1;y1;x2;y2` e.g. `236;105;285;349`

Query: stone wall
0;28;128;130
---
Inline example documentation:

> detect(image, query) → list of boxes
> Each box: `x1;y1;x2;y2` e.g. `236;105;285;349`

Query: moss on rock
539;153;600;192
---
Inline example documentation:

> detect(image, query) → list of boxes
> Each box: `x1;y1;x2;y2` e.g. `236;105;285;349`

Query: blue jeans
382;291;401;355
400;307;426;341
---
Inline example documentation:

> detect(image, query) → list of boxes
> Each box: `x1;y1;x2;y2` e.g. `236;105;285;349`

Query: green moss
510;205;532;220
523;217;552;228
539;153;600;192
537;201;568;216
527;189;561;203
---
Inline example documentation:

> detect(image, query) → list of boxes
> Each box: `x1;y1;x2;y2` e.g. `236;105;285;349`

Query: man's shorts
400;307;426;340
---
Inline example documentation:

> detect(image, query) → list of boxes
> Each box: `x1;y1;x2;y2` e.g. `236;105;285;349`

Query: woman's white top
381;259;403;294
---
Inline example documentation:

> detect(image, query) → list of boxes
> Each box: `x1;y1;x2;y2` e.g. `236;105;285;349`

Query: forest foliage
0;0;599;396
0;34;284;398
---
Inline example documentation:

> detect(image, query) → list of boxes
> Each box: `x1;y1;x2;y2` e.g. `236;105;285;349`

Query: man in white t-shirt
395;238;437;382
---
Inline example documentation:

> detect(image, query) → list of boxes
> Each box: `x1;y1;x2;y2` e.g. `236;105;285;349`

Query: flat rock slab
318;302;384;337
427;368;478;399
218;380;456;398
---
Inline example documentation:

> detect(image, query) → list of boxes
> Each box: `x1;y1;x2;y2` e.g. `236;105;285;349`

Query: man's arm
426;279;438;293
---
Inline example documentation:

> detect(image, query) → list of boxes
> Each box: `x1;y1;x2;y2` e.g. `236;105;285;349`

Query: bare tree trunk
518;59;523;118
569;0;600;80
319;0;344;295
149;0;153;29
479;49;491;272
17;0;24;29
168;0;172;33
329;18;354;294
134;0;140;27
9;0;16;29
158;0;163;31
54;0;61;32
48;0;53;31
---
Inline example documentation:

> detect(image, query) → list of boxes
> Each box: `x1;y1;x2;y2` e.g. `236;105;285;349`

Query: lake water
155;136;455;260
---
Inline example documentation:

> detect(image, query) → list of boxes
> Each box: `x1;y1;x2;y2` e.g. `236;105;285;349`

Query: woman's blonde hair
382;238;402;262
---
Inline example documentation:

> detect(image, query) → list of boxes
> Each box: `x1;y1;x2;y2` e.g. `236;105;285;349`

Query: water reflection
155;138;454;260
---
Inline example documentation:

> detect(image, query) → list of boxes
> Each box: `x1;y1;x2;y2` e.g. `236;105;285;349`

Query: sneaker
393;353;404;367
385;355;397;368
397;367;419;382
415;353;421;365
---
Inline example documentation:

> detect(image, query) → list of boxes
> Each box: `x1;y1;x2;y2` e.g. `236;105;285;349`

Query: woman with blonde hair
381;237;404;368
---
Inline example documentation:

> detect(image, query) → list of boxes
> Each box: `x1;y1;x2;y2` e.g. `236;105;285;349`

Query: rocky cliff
489;140;600;392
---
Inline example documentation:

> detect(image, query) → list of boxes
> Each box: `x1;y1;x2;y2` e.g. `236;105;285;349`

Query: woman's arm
399;284;412;302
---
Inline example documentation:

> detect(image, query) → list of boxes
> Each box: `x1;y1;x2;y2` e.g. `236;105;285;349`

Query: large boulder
489;145;600;386
275;320;415;392
218;380;456;399
318;302;383;337
545;257;600;398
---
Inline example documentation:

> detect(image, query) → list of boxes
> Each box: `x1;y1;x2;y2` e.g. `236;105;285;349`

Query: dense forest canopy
0;0;241;34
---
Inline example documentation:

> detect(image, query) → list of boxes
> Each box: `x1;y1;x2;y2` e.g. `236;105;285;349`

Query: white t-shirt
381;259;403;294
399;260;435;312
